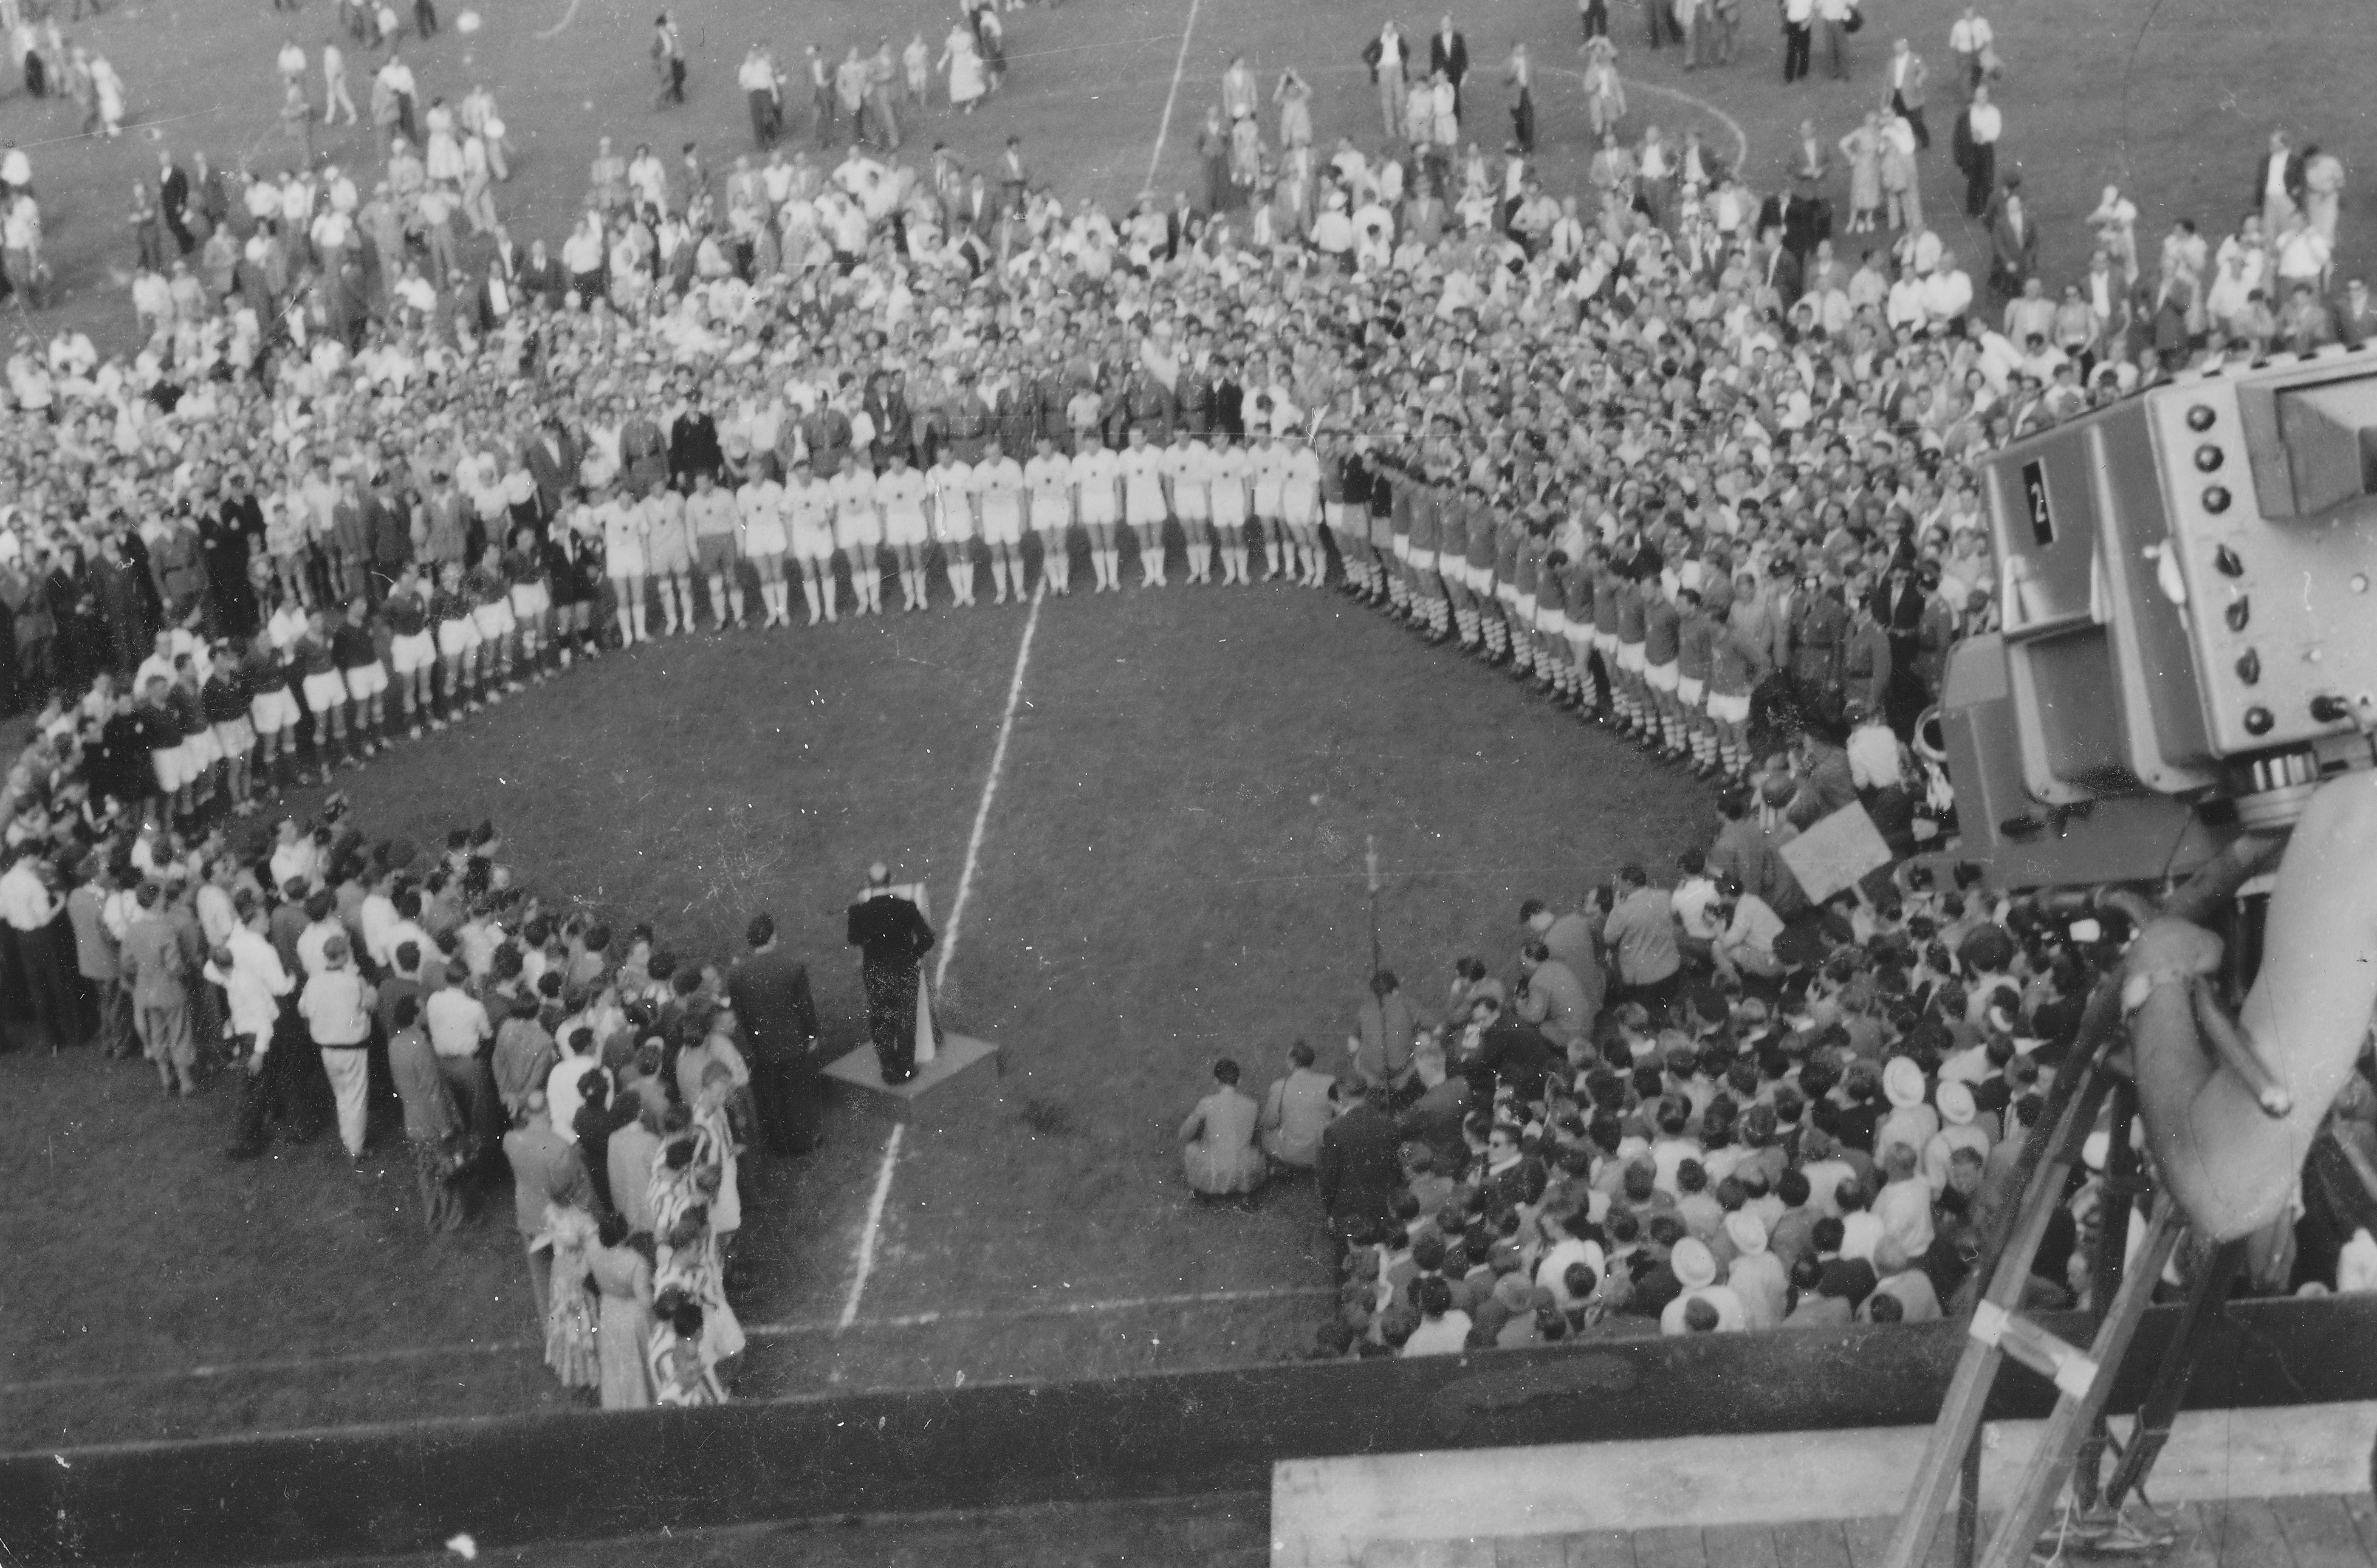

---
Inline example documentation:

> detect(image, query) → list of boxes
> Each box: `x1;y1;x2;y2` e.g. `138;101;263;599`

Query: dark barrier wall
5;1295;2374;1566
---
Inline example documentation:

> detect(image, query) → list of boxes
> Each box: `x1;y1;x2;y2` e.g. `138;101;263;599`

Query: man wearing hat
1725;1211;1788;1326
1876;1054;1940;1161
1659;1237;1745;1333
846;863;936;1084
1924;1079;1991;1194
297;931;377;1162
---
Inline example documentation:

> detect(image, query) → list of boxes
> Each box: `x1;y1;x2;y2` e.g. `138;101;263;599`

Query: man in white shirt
1023;433;1077;595
973;436;1029;603
874;448;931;611
1118;424;1170;588
300;934;377;1159
924;447;978;606
1958;87;2001;217
1946;6;1992;97
831;449;885;614
1070;428;1122;592
1163;428;1213;584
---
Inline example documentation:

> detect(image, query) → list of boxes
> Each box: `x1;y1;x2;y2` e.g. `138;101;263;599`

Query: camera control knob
2311;695;2353;724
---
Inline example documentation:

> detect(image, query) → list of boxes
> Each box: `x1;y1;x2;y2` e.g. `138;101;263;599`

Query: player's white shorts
153;742;193;792
343;661;389;700
1391;536;1411;560
885;512;929;549
838;516;884;550
182;727;223;772
1282;496;1319;528
1495;576;1520;603
250;688;302;734
941;510;980;544
792;524;837;562
606;549;647;579
436;618;481;658
1678;676;1707;707
1645;659;1680;693
1408;548;1436;574
1076;503;1117;530
390;630;438;675
509;581;551;618
1514;592;1537;622
1124;498;1166;529
1593;631;1619;656
1617;641;1647;674
213;716;256;756
472;601;516;640
1539;607;1566;637
301;669;350;711
744;521;788;559
1251;488;1283;521
981;508;1023;547
1707;691;1751;724
1324;502;1355;532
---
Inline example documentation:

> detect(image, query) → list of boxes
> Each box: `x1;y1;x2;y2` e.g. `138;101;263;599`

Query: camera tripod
1879;858;2277;1568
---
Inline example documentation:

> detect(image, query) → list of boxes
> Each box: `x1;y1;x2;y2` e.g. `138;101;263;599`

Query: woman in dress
1580;38;1624;139
1838;112;1882;233
938;22;984;114
648;1290;725;1406
1179;1058;1266;1199
544;1205;602;1392
588;1212;655;1409
424;98;465;183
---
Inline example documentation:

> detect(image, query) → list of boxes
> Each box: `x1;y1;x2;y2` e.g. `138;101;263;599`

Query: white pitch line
935;582;1045;993
837;1122;907;1332
534;0;582;39
1543;69;1752;171
1141;0;1206;192
0;1288;1337;1395
838;586;1046;1332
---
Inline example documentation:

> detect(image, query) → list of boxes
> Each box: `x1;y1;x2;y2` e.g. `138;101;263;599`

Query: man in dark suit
1395;1048;1471;1173
2255;129;2306;235
1317;1076;1403;1239
845;864;935;1084
729;912;823;1155
1429;15;1468;121
158;149;194;255
1778;175;1833;265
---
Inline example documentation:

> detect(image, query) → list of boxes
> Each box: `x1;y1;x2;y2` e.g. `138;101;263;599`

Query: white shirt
424;986;493;1059
0;861;60;931
1967;103;2001;145
207;925;295;1041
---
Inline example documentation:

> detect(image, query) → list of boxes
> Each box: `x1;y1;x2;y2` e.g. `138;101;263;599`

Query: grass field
7;0;2377;1455
3;578;1714;1447
3;0;2373;353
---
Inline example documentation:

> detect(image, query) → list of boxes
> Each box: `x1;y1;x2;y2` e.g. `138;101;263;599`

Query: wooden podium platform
821;1033;1003;1123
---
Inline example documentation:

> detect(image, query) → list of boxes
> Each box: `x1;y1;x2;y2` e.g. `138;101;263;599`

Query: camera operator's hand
2120;916;2223;998
2135;773;2377;1241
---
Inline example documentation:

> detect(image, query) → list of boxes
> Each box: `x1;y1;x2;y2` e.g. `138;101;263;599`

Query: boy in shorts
334;597;391;759
687;469;744;630
470;544;520;696
202;649;258;817
1022;433;1074;596
244;635;302;799
831;449;883;615
431;562;484;721
973;437;1027;605
781;454;836;625
295;609;352;786
735;464;790;626
383;563;439;737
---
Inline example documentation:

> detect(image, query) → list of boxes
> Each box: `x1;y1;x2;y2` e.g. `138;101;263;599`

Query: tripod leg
2102;1237;2246;1510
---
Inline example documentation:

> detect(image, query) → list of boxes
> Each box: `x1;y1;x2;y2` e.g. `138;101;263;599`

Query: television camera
1925;343;2377;892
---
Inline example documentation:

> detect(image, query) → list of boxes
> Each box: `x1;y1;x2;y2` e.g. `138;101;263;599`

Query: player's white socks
800;577;821;625
631;602;650;643
947;563;967;605
990;560;1009;603
1263;539;1281;579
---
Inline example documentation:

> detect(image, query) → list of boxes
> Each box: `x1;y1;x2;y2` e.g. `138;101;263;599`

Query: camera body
1933;346;2377;891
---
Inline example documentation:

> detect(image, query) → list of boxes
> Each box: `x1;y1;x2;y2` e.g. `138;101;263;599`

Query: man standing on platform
729;911;823;1155
846;863;935;1085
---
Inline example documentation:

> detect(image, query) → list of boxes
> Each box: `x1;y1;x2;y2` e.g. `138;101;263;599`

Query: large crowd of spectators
2;0;2371;1403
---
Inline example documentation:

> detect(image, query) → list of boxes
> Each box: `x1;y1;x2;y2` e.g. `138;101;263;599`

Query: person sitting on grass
1180;1056;1266;1200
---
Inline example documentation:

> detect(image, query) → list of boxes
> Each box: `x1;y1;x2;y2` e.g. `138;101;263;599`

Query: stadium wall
5;1295;2375;1565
